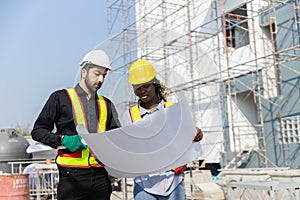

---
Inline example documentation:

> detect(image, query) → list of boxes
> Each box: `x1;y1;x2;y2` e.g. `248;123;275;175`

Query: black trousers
57;166;112;200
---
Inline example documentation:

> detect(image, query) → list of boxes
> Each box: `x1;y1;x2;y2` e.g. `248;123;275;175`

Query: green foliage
14;124;32;136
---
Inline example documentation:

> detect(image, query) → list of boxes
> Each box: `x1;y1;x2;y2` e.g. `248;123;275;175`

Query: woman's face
134;83;157;104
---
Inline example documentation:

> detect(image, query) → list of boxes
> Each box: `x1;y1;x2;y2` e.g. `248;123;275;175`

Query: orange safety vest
129;102;186;174
56;88;108;168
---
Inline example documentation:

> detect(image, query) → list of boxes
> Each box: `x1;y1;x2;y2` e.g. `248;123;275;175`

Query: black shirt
31;84;121;148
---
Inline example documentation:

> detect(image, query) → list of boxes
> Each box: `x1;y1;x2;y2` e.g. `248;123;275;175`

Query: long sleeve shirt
31;84;121;148
122;100;182;196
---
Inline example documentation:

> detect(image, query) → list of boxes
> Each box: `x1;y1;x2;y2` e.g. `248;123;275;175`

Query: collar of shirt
75;84;97;99
138;100;165;118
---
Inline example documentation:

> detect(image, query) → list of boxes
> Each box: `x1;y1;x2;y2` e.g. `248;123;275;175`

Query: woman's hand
193;127;203;142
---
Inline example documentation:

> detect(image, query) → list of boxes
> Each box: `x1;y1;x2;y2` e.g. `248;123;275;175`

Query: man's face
134;83;157;103
82;66;107;93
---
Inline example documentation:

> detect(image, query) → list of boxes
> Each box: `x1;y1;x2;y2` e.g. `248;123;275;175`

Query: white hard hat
80;50;112;70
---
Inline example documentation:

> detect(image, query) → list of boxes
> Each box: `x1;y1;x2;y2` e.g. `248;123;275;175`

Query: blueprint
78;92;202;178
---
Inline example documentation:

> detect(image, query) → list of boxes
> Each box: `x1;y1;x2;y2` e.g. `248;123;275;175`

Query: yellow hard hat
128;60;157;85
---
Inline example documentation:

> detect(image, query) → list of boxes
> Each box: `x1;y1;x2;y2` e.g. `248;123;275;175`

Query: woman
122;59;203;200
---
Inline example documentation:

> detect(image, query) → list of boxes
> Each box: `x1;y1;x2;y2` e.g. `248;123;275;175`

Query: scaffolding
105;0;300;170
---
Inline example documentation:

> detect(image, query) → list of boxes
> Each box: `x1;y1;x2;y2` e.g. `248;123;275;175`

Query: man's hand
61;135;87;152
193;127;203;142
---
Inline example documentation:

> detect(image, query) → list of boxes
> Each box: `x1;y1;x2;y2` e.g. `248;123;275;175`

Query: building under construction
100;0;300;198
104;0;300;169
1;0;299;199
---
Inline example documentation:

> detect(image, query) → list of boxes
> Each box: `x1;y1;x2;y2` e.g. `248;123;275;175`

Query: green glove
61;135;87;152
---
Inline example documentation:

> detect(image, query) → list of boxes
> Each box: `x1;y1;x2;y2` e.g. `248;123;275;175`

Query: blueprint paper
105;142;201;177
26;143;66;153
78;92;202;177
26;143;54;153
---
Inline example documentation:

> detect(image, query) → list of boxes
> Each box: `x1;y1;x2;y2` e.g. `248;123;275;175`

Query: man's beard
85;78;101;94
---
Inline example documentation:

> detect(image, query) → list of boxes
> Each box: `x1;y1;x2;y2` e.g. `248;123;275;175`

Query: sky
0;1;111;129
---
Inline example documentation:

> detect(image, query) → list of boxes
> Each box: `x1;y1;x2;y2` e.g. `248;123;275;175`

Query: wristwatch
59;135;64;144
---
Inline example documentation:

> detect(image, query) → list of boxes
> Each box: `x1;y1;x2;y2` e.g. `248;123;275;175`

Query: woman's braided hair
155;81;170;102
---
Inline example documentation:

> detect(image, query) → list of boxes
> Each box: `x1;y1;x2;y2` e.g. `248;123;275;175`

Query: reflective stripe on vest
129;102;174;123
129;101;184;173
56;88;108;168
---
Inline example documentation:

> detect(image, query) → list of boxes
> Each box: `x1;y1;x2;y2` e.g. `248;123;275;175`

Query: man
123;59;203;200
31;50;121;200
